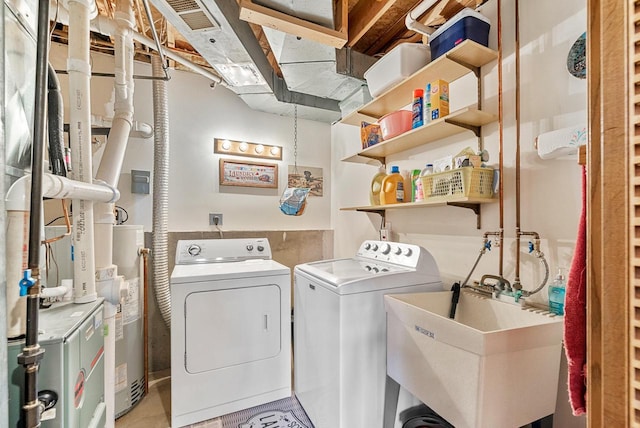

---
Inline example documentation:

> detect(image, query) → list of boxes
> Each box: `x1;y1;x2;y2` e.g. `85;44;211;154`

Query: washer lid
171;259;290;283
297;258;411;286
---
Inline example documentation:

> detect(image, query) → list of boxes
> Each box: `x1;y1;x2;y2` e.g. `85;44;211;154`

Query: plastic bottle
412;89;424;129
548;268;566;315
424;83;432;124
419;164;434;199
410;169;421;202
380;166;405;204
369;167;387;205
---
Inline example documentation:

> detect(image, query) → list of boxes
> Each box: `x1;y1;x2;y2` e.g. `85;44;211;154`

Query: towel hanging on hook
280;105;310;216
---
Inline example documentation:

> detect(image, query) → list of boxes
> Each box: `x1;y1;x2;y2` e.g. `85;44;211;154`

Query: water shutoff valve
19;269;35;296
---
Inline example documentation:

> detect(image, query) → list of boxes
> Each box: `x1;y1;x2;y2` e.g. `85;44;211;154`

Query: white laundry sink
384;291;563;428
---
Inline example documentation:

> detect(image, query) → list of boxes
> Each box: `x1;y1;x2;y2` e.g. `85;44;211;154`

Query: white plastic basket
421;167;494;201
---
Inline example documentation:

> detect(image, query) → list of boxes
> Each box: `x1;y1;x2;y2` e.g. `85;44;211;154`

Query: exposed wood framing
238;0;348;48
335;0;348;34
587;0;630;426
348;0;397;47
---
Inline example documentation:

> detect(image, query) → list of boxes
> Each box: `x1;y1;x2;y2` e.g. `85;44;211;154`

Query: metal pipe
55;69;169;80
19;0;51;424
514;0;522;284
496;0;504;277
140;0;169;80
139;247;151;396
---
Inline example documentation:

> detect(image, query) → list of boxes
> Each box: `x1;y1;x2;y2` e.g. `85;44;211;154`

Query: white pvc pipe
67;0;97;304
92;115;154;139
43;174;119;202
405;0;439;39
41;283;71;298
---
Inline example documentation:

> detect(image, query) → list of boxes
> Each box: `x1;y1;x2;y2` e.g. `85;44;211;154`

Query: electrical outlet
380;221;391;241
209;213;223;226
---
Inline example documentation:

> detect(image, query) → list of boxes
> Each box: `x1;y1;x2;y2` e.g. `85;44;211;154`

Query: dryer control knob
372;244;379;251
364;243;371;250
372;267;379;273
365;265;372;271
403;248;413;257
257;245;264;252
381;243;391;254
394;246;402;255
246;245;254;251
187;244;201;256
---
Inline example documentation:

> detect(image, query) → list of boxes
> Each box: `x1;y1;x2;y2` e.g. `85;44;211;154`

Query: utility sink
385;291;563;428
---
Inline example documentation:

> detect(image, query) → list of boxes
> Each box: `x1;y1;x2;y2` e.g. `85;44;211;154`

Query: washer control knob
364;243;371;250
403;247;413;257
381;243;391;254
372;244;379;251
257;245;264;252
372;267;379;273
381;268;389;272
246;244;254;251
394;246;402;255
365;265;372;271
187;244;201;256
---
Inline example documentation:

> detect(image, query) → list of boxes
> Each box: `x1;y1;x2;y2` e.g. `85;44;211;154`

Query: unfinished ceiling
54;0;485;122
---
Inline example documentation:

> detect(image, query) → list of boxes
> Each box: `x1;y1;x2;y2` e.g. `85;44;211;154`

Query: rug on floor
220;396;314;428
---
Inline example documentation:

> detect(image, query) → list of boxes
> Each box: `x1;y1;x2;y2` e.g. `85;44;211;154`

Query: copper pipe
514;0;522;283
496;0;504;276
139;247;151;396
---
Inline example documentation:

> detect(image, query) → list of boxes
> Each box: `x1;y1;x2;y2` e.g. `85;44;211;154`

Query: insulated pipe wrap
151;55;171;328
47;64;66;176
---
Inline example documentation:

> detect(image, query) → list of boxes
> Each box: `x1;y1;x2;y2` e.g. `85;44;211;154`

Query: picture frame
219;158;278;188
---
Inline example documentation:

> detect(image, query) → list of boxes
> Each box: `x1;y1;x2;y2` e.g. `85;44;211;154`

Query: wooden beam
238;0;347;49
348;0;397;47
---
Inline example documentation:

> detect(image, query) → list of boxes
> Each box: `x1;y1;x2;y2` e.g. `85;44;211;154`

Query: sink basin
384;291;563;428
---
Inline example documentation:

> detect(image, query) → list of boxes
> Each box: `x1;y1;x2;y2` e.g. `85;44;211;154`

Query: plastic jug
380;166;405;204
369;167;387;205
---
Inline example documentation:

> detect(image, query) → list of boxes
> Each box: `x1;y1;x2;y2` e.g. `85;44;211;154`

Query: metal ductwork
149;0;371;122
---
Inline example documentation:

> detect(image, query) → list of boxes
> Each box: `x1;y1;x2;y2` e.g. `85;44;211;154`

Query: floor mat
220;396;314;428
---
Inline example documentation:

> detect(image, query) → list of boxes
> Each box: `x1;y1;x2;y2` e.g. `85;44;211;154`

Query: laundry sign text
240;410;309;428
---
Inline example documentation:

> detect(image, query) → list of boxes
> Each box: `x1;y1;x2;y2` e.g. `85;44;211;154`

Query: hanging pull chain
293;105;298;174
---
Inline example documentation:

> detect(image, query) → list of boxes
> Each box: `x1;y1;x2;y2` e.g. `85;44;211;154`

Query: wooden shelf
340;196;497;212
341;107;497;165
340;40;498;126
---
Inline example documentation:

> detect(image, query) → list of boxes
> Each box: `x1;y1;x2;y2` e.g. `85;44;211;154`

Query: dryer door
184;284;281;374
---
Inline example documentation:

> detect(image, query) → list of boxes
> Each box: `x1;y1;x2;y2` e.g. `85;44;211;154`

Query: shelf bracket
362;155;386;166
357;208;386;225
446;202;482;229
444;119;481;137
447;56;481;78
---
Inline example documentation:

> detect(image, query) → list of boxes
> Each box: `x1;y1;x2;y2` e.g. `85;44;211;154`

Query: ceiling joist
238;0;348;49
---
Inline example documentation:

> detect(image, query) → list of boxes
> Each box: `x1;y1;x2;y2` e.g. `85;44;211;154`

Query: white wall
332;0;586;426
49;43;332;232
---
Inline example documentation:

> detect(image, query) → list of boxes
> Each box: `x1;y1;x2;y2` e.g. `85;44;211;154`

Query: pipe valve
19;269;36;296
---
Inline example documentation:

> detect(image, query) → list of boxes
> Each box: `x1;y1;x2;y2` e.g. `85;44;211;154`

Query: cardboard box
426;80;449;121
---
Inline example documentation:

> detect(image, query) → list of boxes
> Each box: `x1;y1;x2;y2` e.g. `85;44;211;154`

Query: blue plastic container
429;8;490;60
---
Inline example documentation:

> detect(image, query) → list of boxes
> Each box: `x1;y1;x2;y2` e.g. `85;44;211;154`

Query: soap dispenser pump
548;267;566;315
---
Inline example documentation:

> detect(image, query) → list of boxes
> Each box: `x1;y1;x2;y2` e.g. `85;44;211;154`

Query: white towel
536;125;586;159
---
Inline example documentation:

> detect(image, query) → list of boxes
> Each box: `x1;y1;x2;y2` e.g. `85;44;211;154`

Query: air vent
167;0;199;13
130;378;145;405
180;10;217;30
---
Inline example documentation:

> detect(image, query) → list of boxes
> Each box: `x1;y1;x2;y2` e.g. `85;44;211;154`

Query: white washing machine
294;240;443;428
171;238;291;428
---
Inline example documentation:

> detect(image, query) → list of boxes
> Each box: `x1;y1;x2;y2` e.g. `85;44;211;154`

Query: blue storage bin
429;8;490;60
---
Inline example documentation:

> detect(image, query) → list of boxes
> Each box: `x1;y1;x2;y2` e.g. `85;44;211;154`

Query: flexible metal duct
151;55;171;328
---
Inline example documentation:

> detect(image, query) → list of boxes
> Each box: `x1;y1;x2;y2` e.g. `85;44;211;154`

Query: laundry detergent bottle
380;166;405;204
369;166;387;205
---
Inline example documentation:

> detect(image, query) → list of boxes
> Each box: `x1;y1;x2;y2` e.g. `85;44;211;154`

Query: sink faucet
480;274;512;297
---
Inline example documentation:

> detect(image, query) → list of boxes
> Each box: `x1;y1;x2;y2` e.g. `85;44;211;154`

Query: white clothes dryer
294;240;443;428
171;238;291;428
